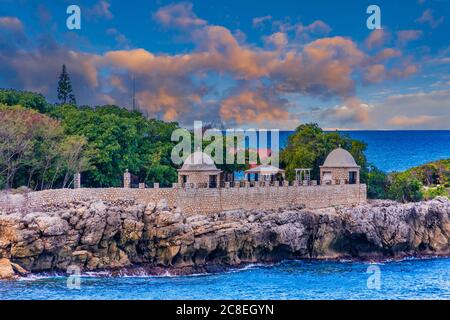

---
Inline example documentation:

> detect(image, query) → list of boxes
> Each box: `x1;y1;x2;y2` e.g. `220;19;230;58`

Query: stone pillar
225;182;230;188
123;169;131;188
244;181;250;188
283;180;289;187
74;172;81;189
153;182;159;189
139;183;145;189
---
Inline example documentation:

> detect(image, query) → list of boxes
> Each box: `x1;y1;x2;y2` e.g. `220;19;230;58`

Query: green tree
52;104;179;187
387;172;424;203
57;64;76;105
0;104;90;189
280;124;368;181
0;89;50;113
366;164;388;199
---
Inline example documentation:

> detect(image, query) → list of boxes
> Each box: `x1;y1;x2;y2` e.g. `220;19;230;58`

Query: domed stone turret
180;151;218;171
320;147;360;185
322;148;358;168
178;151;221;188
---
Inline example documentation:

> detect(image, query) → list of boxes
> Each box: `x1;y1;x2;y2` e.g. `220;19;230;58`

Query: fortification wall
178;184;367;214
0;184;366;215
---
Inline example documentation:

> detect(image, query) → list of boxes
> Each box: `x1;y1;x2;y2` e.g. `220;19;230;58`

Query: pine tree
57;64;76;105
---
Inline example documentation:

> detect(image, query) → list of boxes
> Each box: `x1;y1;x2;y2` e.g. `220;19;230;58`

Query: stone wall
0;184;366;215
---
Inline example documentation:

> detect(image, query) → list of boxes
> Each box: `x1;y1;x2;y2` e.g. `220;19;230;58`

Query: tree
387;172;423;203
0;89;50;113
0;104;90;190
52;104;180;187
366;164;388;199
280;124;368;181
57;64;76;105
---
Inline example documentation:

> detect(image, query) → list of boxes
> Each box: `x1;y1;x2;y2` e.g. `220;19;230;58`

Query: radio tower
132;74;136;112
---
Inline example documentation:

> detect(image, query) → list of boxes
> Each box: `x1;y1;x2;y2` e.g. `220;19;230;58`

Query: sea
1;130;449;300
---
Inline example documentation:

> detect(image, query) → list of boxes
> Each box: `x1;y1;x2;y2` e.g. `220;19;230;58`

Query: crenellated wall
0;184;367;215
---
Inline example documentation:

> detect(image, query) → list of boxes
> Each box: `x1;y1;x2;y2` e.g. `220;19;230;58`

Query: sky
0;0;449;130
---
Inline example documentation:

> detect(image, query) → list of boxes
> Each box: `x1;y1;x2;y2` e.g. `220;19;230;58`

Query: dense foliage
280;123;368;181
0;88;179;189
406;159;450;187
0;89;51;113
51;104;179;187
0;104;89;189
387;172;424;203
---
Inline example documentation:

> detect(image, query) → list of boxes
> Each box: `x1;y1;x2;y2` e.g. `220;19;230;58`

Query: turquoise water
0;258;448;300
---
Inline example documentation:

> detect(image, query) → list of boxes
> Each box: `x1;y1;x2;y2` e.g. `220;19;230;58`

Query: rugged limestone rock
0;258;16;279
0;196;449;279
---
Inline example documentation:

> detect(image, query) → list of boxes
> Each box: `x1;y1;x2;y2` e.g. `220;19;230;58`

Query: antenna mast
132;74;136;112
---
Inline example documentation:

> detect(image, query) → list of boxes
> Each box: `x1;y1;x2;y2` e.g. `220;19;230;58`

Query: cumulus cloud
220;90;290;125
0;5;427;129
321;97;371;126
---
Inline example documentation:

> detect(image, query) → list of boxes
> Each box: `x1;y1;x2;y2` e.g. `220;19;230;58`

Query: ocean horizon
279;130;450;172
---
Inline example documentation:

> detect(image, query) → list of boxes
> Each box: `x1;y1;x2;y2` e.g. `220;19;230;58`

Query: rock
156;199;168;211
0;197;449;279
10;262;29;276
0;258;16;280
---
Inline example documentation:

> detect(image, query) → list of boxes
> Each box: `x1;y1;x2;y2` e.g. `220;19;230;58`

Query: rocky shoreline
1;196;449;280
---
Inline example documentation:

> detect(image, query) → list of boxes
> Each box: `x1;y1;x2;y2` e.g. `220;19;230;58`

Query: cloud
294;20;331;41
321;97;371;126
416;9;444;28
373;89;450;129
86;1;113;20
153;2;207;28
396;30;423;46
365;29;390;50
220;90;290;125
252;16;272;28
0;3;427;129
106;28;130;48
387;115;437;126
264;32;288;49
0;16;24;32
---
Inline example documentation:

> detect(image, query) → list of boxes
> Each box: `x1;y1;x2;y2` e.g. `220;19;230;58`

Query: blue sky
0;0;449;129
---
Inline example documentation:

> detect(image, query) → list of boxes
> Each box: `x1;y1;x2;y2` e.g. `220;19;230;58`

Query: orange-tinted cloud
0;16;24;32
396;30;423;46
388;115;436;126
220;91;289;124
153;2;206;28
365;29;390;50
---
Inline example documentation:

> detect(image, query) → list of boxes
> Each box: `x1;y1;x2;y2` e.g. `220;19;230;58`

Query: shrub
423;185;449;200
387;172;424;203
366;165;389;199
